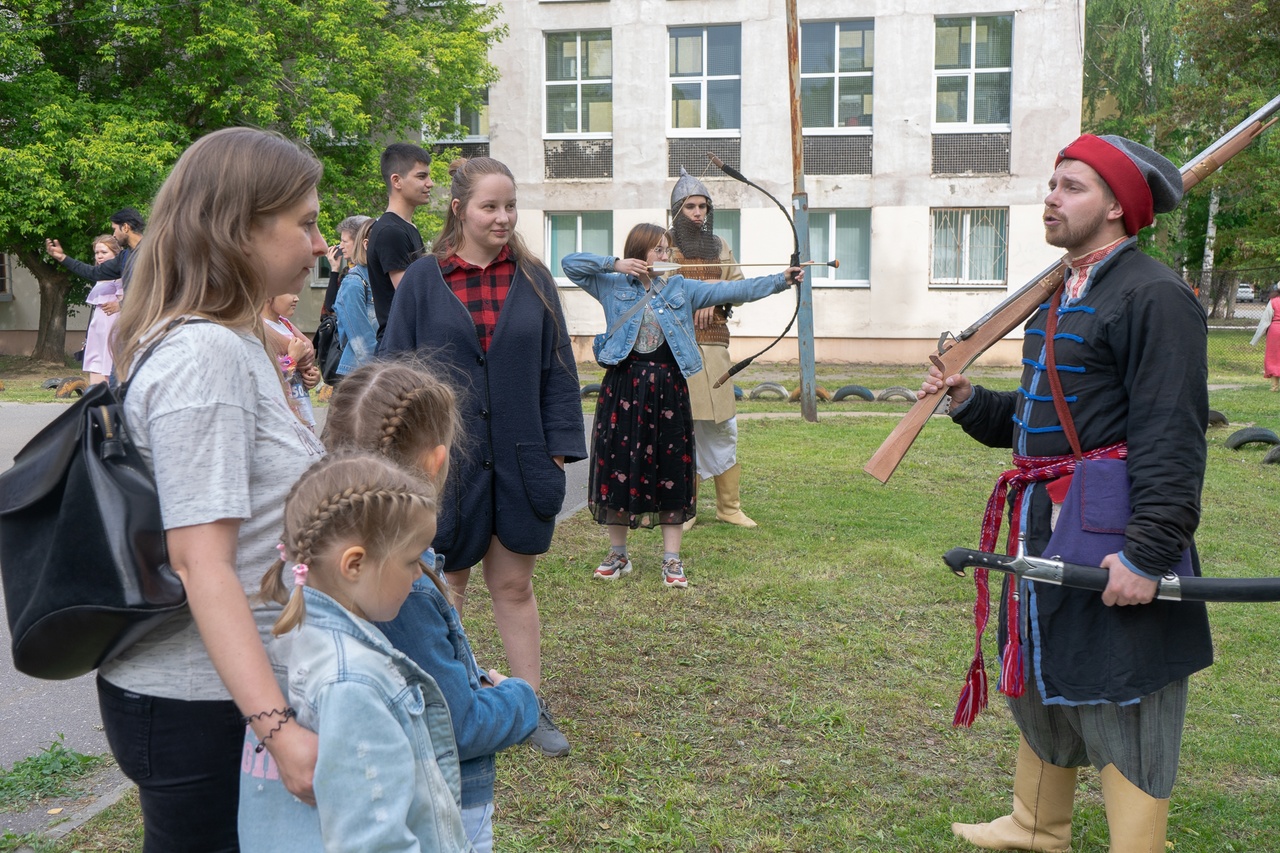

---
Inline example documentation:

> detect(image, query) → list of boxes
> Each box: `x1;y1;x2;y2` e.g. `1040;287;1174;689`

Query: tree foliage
0;0;502;359
1083;0;1280;302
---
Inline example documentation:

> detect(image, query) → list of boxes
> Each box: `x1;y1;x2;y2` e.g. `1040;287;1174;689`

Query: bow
706;153;802;388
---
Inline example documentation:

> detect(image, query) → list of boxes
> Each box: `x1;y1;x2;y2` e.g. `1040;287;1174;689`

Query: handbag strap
1043;284;1084;460
117;318;212;400
604;278;664;339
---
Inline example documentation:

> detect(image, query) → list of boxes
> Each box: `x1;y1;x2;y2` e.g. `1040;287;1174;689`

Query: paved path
0;402;593;773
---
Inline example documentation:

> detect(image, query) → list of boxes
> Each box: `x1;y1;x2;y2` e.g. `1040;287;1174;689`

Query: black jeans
97;675;244;852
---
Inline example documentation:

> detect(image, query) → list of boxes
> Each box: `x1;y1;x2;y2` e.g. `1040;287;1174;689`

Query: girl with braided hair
240;451;470;851
320;360;539;853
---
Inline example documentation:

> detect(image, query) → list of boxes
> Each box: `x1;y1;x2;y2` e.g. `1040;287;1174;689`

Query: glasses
652;245;673;257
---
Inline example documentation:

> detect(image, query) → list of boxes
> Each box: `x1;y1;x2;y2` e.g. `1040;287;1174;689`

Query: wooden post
786;0;817;422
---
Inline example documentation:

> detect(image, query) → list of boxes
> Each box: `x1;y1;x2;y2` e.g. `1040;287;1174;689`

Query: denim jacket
333;264;377;376
376;553;540;808
561;252;791;378
239;587;471;853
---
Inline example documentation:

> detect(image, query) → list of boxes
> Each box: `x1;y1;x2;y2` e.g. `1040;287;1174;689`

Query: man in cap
923;136;1211;852
669;167;757;528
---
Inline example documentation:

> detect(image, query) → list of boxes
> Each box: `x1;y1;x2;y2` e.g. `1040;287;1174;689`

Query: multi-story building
455;0;1083;365
0;1;1084;363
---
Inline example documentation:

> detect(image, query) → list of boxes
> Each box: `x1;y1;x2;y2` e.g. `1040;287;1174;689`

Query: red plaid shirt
441;246;514;352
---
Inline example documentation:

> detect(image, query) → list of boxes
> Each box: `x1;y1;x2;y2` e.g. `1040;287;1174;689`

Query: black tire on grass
1207;410;1229;428
1224;427;1280;450
581;383;602;399
1264;445;1280;465
832;384;874;402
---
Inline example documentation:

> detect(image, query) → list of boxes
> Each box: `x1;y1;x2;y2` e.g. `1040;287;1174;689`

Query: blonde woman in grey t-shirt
106;127;327;851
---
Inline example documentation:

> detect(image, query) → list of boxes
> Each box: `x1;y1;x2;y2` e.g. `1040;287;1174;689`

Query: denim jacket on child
238;586;471;852
561;251;791;377
376;551;540;809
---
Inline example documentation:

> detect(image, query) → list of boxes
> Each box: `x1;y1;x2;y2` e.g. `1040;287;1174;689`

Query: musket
864;93;1280;484
944;546;1280;603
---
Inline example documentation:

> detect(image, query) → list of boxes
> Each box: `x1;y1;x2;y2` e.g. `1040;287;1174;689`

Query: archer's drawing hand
614;258;648;277
920;364;972;406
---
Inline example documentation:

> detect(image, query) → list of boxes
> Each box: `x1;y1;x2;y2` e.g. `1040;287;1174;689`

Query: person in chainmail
669;167;756;528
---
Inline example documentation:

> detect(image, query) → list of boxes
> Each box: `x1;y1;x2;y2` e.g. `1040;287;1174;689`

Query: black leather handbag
0;329;190;680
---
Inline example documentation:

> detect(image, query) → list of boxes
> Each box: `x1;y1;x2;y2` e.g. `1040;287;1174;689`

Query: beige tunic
673;239;742;423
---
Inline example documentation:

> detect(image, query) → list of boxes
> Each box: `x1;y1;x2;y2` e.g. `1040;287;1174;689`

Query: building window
801;21;873;130
547;211;613;280
545;31;613;136
808;209;870;285
0;254;10;299
931;208;1008;286
669;25;741;132
459;88;489;140
934;15;1012;128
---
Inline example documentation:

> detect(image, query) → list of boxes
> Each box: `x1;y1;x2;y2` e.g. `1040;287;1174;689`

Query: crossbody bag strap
117;318;213;400
604;279;664;339
1043;284;1084;460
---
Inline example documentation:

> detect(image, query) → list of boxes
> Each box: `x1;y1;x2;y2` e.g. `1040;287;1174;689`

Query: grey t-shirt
100;322;324;700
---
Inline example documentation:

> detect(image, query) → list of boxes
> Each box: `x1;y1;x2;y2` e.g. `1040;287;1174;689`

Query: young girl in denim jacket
322;360;541;852
562;224;802;588
240;452;471;852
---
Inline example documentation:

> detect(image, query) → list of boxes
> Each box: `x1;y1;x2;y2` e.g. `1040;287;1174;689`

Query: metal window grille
930;207;1008;285
668;138;739;178
430;142;490;161
544;139;614;180
931;133;1010;174
803;136;872;176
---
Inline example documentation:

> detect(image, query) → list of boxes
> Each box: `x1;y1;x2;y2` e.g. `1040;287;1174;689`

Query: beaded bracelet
242;706;297;754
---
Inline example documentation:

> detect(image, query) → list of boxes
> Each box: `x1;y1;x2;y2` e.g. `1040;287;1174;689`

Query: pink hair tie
292;563;309;587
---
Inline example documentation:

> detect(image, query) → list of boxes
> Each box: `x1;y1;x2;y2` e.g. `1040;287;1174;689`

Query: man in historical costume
923;136;1212;852
669;167;756;528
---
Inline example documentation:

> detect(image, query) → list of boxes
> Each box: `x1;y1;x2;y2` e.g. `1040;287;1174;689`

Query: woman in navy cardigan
380;157;585;757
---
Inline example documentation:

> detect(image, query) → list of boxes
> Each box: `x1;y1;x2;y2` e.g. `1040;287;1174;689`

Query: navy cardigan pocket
515;443;567;522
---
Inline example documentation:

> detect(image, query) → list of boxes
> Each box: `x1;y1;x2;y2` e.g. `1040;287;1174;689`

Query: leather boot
713;463;756;527
1100;764;1169;853
952;736;1076;852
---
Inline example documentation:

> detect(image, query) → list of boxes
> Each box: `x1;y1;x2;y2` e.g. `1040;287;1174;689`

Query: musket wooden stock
864;93;1280;484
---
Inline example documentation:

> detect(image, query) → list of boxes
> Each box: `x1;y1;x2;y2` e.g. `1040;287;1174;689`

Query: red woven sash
953;441;1127;727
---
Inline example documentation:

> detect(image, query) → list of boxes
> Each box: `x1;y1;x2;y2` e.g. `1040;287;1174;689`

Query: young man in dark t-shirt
368;143;434;341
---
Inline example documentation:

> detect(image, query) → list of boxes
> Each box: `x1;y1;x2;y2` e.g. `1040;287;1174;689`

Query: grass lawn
11;345;1280;852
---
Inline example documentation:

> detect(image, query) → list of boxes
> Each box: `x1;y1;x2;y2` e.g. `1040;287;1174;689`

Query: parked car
1236;283;1256;303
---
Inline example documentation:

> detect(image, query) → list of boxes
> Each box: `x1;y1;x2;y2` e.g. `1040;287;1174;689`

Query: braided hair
261;451;437;635
320;359;461;471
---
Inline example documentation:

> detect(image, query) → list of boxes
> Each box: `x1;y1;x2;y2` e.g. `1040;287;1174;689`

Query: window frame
932;14;1013;132
807;209;871;288
544;30;614;140
546;210;614;285
667;24;742;137
799;20;874;135
0;253;11;300
929;207;1009;289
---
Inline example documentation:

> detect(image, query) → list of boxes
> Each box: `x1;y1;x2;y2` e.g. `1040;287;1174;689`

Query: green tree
0;0;502;360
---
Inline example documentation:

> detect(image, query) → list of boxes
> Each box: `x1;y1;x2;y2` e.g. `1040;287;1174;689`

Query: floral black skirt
588;354;696;528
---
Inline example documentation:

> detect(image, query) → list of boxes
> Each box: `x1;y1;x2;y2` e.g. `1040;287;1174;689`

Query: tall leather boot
952;736;1076;852
1099;764;1169;853
713;463;756;527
